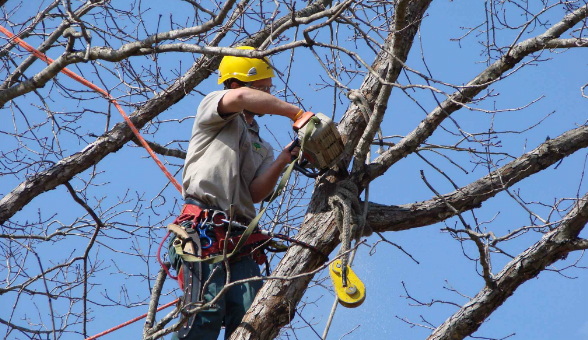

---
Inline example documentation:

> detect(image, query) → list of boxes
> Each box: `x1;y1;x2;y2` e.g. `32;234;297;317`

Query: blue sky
1;0;588;339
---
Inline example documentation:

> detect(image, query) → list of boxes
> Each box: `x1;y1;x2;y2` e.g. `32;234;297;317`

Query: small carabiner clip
197;222;213;249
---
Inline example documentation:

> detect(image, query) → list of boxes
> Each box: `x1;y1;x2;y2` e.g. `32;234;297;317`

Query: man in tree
169;46;304;340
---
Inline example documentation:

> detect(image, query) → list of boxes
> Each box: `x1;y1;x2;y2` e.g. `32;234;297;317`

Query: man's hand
276;140;300;167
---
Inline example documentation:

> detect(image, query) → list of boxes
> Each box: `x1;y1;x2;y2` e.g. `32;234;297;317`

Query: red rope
0;25;184;337
84;298;179;340
0;25;183;194
158;231;178;280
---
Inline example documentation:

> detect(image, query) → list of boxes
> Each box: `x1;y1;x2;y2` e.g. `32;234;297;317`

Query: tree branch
143;264;170;338
358;5;588;186
131;137;187;159
0;317;57;335
543;37;588;48
64;182;104;338
0;0;104;90
366;124;588;233
420;170;494;287
426;192;588;340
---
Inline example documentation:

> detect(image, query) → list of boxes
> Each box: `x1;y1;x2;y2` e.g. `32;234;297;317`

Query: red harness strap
173;203;270;290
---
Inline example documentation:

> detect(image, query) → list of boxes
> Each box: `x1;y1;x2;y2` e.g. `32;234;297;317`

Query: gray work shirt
182;90;275;220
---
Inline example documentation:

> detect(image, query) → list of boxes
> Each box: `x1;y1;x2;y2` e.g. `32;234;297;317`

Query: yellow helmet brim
218;46;275;84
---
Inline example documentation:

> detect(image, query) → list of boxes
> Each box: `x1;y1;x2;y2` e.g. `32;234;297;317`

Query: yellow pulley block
328;259;366;308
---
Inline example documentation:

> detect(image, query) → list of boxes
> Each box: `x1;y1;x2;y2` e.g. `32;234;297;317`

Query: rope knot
328;180;372;276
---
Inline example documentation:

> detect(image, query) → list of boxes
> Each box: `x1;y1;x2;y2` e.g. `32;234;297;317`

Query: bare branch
367;124;588;233
360;5;588;185
427;193;588;340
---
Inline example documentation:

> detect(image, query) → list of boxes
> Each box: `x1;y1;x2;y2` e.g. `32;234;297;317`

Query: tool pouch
178;257;202;338
167;222;204;338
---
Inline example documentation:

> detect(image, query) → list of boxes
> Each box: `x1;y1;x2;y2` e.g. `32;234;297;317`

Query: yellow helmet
218;46;275;85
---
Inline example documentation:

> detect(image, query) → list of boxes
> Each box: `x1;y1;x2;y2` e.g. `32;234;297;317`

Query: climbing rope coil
328;180;371;308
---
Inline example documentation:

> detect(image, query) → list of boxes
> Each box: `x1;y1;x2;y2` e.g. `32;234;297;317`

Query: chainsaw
290;112;345;178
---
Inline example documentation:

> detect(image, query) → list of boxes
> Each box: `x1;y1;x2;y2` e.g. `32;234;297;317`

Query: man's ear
230;81;240;89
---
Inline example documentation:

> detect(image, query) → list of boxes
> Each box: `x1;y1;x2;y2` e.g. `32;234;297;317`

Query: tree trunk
231;1;434;338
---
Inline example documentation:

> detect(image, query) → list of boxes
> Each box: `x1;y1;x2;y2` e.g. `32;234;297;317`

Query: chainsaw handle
287;136;321;178
294;163;326;178
293;163;315;177
288;136;300;153
288;136;308;165
289;137;310;165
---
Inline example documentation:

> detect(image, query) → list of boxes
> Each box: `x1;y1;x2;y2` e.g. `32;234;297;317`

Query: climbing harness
168;204;273;268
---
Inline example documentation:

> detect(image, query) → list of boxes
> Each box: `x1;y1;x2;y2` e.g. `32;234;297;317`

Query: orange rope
84;298;180;340
0;25;183;193
1;25;184;338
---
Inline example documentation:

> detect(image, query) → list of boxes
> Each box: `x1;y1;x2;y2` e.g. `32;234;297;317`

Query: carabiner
211;210;228;227
197;222;213;249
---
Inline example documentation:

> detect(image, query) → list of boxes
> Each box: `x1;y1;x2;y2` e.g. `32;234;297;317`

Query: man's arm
249;143;299;203
218;88;300;121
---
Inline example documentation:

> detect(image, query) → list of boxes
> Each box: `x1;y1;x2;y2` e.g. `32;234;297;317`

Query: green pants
170;252;262;340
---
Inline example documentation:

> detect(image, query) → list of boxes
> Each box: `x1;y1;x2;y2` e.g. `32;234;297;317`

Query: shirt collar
240;113;261;135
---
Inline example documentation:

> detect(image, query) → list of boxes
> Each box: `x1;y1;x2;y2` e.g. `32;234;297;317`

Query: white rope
348;89;385;155
328;180;366;274
322;89;375;339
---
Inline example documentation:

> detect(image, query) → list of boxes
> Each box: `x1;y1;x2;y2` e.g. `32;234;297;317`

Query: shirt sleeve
196;90;240;130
